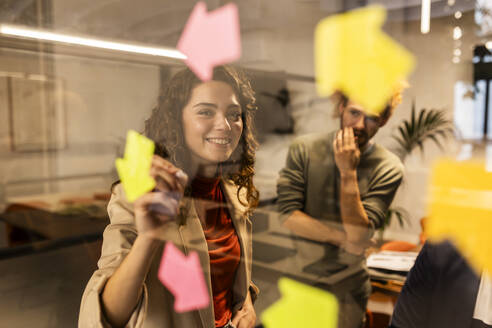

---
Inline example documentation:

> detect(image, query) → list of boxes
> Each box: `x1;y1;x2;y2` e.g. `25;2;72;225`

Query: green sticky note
115;130;156;202
315;5;415;115
262;278;338;328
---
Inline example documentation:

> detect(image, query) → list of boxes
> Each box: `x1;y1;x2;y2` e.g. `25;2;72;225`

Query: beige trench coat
79;180;258;328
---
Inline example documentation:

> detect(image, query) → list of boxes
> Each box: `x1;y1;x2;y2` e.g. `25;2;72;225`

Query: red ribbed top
191;176;241;327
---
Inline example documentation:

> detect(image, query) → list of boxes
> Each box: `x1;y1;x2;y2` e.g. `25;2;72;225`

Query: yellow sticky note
262;278;338;328
315;6;415;115
427;159;492;273
115;130;156;202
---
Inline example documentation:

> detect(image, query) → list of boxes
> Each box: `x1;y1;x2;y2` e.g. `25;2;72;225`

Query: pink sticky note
177;1;241;81
158;242;210;312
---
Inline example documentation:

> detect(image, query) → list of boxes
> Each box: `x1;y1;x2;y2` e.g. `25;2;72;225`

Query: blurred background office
0;0;490;327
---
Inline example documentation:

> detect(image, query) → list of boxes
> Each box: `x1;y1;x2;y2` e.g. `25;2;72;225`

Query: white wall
0;49;160;204
52;54;159;180
378;12;480;242
0;49;58;204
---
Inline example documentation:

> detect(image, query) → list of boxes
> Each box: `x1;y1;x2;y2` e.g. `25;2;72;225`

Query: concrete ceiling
0;0;483;69
0;0;478;46
49;0;336;45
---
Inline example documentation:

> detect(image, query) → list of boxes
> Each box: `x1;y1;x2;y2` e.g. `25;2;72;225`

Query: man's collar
360;140;375;156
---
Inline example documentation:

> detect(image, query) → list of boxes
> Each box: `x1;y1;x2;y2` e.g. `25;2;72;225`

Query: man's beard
339;118;368;149
353;130;368;148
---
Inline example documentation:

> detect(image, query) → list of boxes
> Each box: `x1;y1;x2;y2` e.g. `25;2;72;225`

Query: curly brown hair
144;66;259;212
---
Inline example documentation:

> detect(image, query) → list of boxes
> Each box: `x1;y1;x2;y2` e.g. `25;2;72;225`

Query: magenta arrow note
177;1;241;81
158;242;210;312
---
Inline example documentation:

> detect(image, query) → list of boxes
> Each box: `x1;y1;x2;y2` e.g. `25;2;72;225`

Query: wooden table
0;192;110;258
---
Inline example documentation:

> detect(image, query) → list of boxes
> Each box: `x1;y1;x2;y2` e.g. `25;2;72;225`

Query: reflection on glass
0;1;491;328
475;0;492;36
486;144;492;172
474;80;487;140
454;80;475;139
488;81;492;140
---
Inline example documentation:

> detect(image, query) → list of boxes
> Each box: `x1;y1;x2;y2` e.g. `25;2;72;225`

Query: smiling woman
79;66;260;328
182;81;244;176
145;66;259;209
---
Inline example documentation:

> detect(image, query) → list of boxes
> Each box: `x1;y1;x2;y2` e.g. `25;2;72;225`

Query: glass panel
0;1;490;327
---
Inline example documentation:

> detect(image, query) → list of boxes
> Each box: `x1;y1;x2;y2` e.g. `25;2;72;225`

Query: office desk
366;249;417;327
0;192;110;258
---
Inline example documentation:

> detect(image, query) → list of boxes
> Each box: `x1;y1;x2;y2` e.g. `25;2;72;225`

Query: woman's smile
205;137;232;145
182;80;243;173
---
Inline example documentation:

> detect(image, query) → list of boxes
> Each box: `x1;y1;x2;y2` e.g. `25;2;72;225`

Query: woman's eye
198;109;214;116
228;112;242;121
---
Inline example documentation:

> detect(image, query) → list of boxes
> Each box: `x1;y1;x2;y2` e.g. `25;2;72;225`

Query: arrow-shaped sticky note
315;6;415;115
262;278;338;328
426;159;492;274
158;242;210;312
177;1;241;81
115;130;155;202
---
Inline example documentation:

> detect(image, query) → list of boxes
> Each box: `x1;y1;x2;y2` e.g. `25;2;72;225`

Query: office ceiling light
454;48;461;56
421;0;431;34
453;26;462;40
0;24;187;60
455;11;462;19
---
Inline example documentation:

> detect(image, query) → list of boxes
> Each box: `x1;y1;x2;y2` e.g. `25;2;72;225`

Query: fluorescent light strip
0;24;187;60
421;0;431;34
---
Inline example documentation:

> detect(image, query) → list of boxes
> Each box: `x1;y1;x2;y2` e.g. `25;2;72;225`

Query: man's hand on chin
334;127;360;174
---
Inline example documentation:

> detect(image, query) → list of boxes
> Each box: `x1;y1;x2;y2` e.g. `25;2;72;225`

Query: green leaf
398;126;409;146
404;120;414;140
428;134;445;151
417;108;426;132
417;140;424;154
392;106;454;160
382;207;410;231
392;136;408;150
411;103;416;134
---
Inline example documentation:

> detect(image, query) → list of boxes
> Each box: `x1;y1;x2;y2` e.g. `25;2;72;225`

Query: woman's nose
214;113;231;131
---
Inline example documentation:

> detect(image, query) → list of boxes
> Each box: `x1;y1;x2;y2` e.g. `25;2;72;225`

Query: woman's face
182;80;243;169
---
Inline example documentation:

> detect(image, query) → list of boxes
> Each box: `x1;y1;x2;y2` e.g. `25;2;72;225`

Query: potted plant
392;101;455;162
380;101;455;238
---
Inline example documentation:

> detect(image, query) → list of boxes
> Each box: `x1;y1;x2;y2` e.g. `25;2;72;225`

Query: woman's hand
231;291;256;328
133;155;188;237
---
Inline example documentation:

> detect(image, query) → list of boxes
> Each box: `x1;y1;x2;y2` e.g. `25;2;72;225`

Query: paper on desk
314;5;415;115
158;242;210;312
262;278;338;328
115;130;156;202
367;251;418;272
368;268;406;282
177;2;241;81
426;159;492;274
